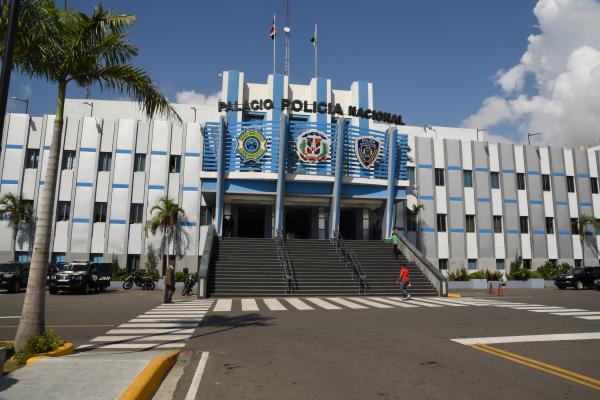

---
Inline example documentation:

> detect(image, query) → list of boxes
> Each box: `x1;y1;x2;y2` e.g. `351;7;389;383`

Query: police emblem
355;136;381;169
237;128;267;163
296;130;330;163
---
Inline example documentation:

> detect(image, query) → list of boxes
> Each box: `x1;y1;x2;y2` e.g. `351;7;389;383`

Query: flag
269;15;276;40
310;24;317;48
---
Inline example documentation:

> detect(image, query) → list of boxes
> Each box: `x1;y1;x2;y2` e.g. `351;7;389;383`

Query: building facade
1;70;599;273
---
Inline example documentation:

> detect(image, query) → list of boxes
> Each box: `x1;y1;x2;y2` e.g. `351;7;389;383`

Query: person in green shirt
164;262;175;303
391;229;399;259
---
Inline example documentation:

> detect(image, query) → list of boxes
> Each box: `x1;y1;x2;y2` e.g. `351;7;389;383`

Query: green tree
144;243;159;281
409;203;425;251
0;193;34;260
576;214;600;265
145;196;187;275
5;1;180;351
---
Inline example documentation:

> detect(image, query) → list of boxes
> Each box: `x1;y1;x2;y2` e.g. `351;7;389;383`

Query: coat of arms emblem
355;136;381;169
237;128;267;163
296;130;330;163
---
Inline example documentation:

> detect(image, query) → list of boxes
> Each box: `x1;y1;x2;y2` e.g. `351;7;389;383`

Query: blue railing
225;120;279;173
202;122;220;171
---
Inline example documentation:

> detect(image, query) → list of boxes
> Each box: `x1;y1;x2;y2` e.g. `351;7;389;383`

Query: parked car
0;262;29;293
555;267;600;290
48;261;112;294
594;278;600;291
47;262;66;285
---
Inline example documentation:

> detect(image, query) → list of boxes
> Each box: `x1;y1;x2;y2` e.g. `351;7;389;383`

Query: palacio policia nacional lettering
2;71;600;280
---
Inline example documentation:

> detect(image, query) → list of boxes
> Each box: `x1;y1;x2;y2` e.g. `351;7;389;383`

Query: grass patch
2;330;64;373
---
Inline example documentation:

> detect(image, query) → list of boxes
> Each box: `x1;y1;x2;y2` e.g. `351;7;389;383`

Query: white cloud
463;0;600;147
175;90;221;106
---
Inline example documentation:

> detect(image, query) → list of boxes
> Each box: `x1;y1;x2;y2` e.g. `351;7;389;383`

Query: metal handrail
331;231;367;294
275;229;295;294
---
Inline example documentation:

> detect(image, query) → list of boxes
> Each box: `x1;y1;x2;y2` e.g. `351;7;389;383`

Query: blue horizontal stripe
72;218;90;223
475;167;489;173
0;179;18;185
43;145;51;150
109;219;127;224
552;171;565;177
417;163;432;169
449;196;463;202
532;229;545;235
148;185;165;190
479;228;493;234
76;182;93;187
580;202;593;207
507;229;520;235
79;147;96;152
182;186;198;191
477;197;490;203
555;200;568;205
181;221;197;227
112;183;128;189
421;227;435;233
576;173;590;178
502;169;515;174
5;144;23;149
527;171;541;176
420;195;434;200
504;199;517;204
529;199;543;205
39;180;45;185
151;150;167;156
558;230;572;235
184;152;201;157
447;165;461;171
449;228;464;233
115;149;132;154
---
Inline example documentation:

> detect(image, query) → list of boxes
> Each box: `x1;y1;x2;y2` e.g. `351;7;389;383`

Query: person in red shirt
395;265;411;300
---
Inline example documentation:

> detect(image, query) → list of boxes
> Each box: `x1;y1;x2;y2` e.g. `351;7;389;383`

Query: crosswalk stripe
346;297;393;308
153;307;210;311
134;335;191;341
129;318;204;323
85;343;186;350
263;298;287;311
92;335;139;342
529;308;585;313
492;304;547;308
550;311;600;316
577;315;600;320
326;298;368;309
92;334;190;342
213;299;232;312
120;322;198;328
241;298;259;311
284;298;314;310
367;297;419;308
142;313;206;317
305;297;342;310
405;299;444;307
523;307;568;311
504;305;558;309
106;328;195;335
416;298;467;307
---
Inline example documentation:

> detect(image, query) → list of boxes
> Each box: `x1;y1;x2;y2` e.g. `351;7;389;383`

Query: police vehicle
0;262;29;293
48;261;112;294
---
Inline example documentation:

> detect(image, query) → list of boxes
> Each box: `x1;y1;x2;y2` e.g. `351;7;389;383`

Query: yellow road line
472;344;600;391
0;324;114;329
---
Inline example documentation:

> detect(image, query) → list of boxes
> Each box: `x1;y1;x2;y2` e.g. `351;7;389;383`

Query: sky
6;0;600;146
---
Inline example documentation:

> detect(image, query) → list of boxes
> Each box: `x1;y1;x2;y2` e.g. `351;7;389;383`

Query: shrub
485;270;504;281
536;261;573;280
508;255;530;280
0;341;15;360
14;330;64;365
175;271;186;282
111;267;128;281
447;268;469;281
529;271;543;279
558;262;572;275
145;244;159;280
468;271;486;279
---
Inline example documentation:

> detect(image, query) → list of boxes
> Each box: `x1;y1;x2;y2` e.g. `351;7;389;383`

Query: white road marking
399;299;442;308
106;328;195;335
550;311;600;316
367;297;419;308
241;298;259;311
139;314;206;318
0;316;20;319
326;298;368;309
529;308;585;313
451;332;600;345
133;335;191;341
578;316;600;320
414;298;467;307
92;335;140;342
213;299;233;312
120;322;198;328
129;318;205;323
504;305;559;310
284;298;314;310
346;297;393;308
94;343;186;349
492;304;548;308
184;352;210;400
263;298;287;311
305;297;342;310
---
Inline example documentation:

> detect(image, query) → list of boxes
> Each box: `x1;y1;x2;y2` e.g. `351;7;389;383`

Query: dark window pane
62;151;76;170
435;168;445;186
517;173;526;190
520;216;529;234
436;214;447;232
134;154;146;172
169;155;181;173
98;152;112;172
463;170;473;187
490;172;500;189
466;215;475;233
546;217;554;234
591;178;598;194
438;259;448;270
542;174;551;191
25;149;39;169
567;176;575;193
493;216;502;233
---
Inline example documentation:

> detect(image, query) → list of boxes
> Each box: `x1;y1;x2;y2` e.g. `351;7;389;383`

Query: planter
0;347;5;374
470;279;488;289
544;280;556;288
527;278;544;289
448;281;472;289
25;343;74;366
506;280;528;288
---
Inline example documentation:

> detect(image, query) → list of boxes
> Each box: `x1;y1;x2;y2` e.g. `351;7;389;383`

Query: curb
26;343;75;366
447;293;461;298
118;349;181;400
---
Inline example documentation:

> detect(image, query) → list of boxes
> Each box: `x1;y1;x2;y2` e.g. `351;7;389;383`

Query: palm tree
576;214;600;265
409;203;425;251
0;193;34;260
4;1;180;351
145;196;187;275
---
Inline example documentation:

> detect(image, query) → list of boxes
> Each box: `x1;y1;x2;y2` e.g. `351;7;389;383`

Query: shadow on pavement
0;374;18;392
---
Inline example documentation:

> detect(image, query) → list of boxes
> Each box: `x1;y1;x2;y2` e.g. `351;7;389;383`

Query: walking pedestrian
164;262;175;303
395;264;411;300
391;229;399;259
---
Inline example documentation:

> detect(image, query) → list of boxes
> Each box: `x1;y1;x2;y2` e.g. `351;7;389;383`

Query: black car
555;267;600;290
49;261;112;294
594;278;600;291
0;262;29;293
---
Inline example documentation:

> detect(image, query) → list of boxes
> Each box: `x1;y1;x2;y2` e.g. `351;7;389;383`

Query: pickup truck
0;262;29;293
49;261;112;294
555;266;600;290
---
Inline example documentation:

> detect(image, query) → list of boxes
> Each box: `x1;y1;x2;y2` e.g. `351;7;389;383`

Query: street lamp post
83;101;94;117
9;96;29;114
527;132;543;146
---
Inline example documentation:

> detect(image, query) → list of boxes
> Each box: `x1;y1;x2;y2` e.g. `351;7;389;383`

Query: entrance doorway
285;207;312;239
339;208;359;239
236;206;266;238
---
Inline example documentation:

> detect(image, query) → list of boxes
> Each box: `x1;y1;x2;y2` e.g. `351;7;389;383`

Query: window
490;172;500;189
133;153;146;172
567;176;575;193
493;216;503;233
127;255;141;271
496;259;505;270
16;251;29;262
62;150;76;170
571;218;578;234
574;259;582;268
548;259;557;266
592;178;599;194
51;252;66;264
93;202;107;223
542;174;551;191
519;216;529;234
200;206;213;226
406;213;418;232
463;170;473;188
56;201;70;221
468;259;477;271
130;203;144;224
408;167;416;186
90;253;104;263
242;111;265;122
436;214;447;232
25;149;39;169
523;259;531;269
435;168;445;186
517;173;526;190
439;259;448;271
169;155;181;173
466;215;475;233
596;219;600;235
545;217;554;234
98;152;112;172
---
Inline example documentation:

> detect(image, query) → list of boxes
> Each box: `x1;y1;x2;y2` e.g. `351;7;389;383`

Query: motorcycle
122;272;155;290
181;273;197;296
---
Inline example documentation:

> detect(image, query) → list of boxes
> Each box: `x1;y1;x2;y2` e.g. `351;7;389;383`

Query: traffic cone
488;282;494;295
497;284;504;297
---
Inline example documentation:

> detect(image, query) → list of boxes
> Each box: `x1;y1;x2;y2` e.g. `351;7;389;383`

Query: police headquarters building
2;70;600;273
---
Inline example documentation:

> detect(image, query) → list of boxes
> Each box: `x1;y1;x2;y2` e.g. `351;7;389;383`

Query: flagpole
314;24;318;78
273;13;276;76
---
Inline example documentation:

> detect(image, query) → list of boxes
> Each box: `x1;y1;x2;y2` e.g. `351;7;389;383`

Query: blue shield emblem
355;136;381;169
